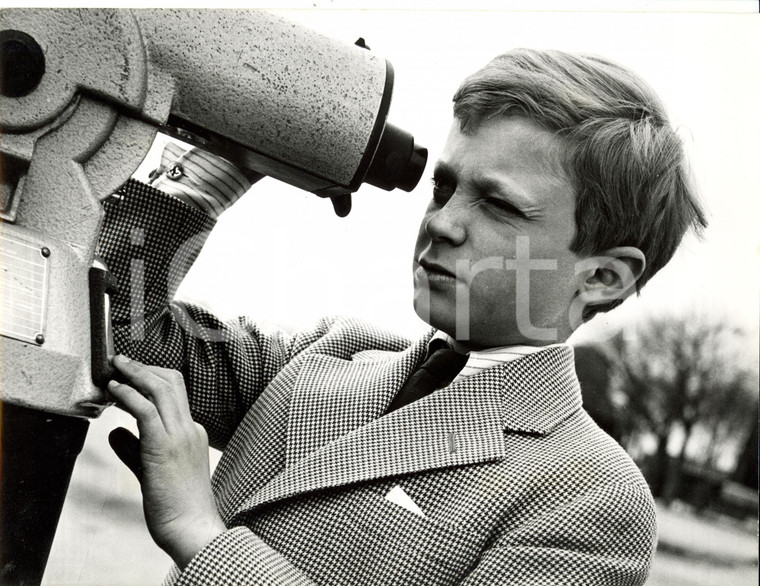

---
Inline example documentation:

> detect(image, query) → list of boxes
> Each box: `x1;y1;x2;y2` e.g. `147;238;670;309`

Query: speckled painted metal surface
0;93;147;417
1;9;148;132
1;10;158;416
136;9;389;190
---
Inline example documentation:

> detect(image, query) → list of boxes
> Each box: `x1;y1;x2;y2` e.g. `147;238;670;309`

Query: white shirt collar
430;331;567;382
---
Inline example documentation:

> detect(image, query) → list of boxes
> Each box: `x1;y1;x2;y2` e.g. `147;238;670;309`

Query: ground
648;500;758;586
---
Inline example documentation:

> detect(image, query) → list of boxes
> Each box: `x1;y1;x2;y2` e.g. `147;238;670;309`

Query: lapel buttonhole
447;431;458;453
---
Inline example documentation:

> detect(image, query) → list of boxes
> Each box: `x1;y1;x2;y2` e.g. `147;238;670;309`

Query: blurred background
29;2;758;584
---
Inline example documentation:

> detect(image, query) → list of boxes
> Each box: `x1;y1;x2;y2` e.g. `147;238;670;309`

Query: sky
128;3;760;358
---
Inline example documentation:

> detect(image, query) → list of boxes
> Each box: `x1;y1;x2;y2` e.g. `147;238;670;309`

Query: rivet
35;333;45;345
41;247;50;257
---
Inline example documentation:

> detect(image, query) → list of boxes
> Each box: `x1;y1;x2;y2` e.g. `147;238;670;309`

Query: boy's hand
107;355;226;569
149;142;262;219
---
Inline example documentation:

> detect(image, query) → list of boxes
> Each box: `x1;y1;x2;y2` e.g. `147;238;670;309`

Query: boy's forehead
446;115;569;162
438;116;576;202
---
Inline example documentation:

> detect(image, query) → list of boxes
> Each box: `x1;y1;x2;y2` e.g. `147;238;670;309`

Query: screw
35;333;45;345
40;246;50;257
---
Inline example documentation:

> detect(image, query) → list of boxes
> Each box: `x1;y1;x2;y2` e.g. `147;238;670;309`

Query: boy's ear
576;246;646;301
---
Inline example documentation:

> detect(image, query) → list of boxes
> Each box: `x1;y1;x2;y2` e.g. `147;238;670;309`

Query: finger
111;356;183;424
107;379;166;438
108;427;143;481
140;365;192;413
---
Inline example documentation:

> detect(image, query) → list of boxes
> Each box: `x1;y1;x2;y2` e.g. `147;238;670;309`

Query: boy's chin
412;301;450;332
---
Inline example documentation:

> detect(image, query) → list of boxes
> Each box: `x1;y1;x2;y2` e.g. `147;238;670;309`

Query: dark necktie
386;340;469;413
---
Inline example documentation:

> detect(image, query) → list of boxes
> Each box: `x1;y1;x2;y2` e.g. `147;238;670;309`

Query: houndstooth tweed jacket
98;180;657;586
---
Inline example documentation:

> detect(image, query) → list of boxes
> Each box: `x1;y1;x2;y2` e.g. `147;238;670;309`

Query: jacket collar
414;330;582;435
464;343;582;435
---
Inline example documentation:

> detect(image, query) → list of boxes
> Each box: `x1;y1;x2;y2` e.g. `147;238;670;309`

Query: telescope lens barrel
364;122;428;193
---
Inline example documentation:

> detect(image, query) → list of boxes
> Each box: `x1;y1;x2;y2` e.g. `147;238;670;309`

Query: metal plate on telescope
0;232;50;345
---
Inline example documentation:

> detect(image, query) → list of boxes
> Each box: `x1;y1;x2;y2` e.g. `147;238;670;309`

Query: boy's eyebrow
432;160;457;183
474;174;538;210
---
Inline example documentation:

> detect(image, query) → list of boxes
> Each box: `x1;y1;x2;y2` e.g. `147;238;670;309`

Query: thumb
109;427;143;482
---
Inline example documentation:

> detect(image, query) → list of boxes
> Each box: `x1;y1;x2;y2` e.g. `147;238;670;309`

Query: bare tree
606;313;758;502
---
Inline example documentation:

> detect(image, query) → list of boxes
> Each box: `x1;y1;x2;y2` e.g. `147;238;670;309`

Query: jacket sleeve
97;179;332;450
459;482;657;586
164;528;317;586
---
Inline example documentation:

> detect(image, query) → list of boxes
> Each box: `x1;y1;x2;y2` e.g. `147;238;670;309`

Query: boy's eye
430;176;455;204
488;197;525;218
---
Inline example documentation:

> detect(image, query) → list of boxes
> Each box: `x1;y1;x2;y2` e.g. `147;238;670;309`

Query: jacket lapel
284;338;425;467
230;341;580;522
232;373;505;519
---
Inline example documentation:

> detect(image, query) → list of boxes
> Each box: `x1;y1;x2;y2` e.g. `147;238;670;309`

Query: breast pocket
342;487;483;583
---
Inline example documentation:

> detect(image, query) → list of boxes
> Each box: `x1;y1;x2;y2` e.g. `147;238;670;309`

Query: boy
101;48;705;585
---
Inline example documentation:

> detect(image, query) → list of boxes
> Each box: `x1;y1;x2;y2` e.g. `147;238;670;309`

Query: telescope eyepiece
364;122;427;193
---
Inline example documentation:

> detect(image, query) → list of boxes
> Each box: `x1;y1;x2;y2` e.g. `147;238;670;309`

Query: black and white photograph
1;2;758;585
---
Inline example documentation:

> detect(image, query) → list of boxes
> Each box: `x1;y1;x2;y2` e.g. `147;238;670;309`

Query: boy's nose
425;200;467;246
